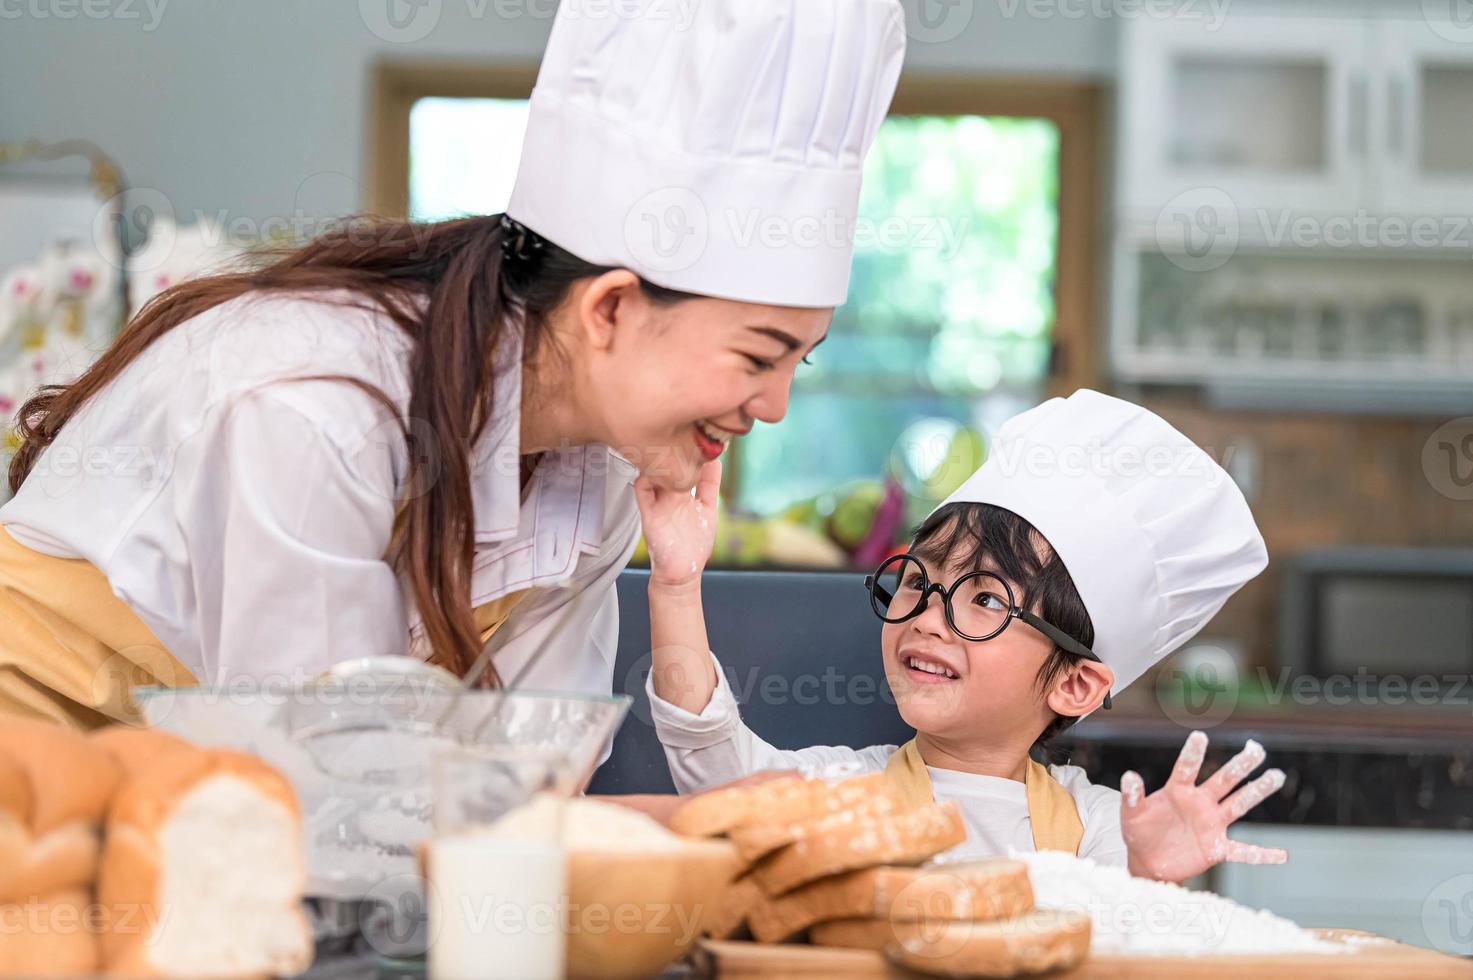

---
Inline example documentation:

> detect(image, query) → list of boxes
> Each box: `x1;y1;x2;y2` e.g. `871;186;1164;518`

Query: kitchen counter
1057;704;1473;830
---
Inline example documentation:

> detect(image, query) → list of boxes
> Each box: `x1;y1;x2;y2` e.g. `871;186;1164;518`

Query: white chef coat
0;290;641;696
647;652;1129;866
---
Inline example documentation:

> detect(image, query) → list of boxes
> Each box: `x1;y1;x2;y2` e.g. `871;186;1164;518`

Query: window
382;67;1101;532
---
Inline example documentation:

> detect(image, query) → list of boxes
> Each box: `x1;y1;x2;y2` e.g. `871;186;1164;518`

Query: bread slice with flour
752;802;967;897
748;859;1033;943
728;777;908;863
886;908;1093;977
97;746;313;979
671;772;895;841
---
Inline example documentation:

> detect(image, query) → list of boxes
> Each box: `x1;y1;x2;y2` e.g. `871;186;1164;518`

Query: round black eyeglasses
865;553;1111;710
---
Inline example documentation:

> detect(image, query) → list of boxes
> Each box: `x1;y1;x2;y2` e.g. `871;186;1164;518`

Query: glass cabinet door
1376;21;1473;216
1119;15;1370;219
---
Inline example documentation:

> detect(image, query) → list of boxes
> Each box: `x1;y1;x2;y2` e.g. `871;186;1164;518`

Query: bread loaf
0;721;120;904
91;725;201;779
887;909;1093;978
748;859;1033;943
808;916;897;951
97;747;312;979
752;802;967;896
0;889;101;977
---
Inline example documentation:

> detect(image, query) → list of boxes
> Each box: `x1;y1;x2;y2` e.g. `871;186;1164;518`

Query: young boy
634;390;1287;883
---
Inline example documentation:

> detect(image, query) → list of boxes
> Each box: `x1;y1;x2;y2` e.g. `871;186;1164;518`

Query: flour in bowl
1016;851;1344;956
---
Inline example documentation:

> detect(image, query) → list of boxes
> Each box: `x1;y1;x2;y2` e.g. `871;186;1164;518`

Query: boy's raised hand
1119;730;1288;883
634;459;723;590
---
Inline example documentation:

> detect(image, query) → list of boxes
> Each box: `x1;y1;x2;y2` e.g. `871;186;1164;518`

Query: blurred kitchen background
3;0;1471;955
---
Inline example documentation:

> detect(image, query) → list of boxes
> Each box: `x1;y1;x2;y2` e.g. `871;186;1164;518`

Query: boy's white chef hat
506;0;906;309
934;390;1268;695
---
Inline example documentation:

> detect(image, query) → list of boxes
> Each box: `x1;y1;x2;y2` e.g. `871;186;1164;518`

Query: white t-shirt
647;652;1128;867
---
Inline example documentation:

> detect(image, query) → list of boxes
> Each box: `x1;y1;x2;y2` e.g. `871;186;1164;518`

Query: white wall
0;0;1117;224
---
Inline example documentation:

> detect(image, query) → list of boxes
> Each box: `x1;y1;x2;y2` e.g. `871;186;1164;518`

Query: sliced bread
749;859;1033;943
752;802;967;897
887;908;1093;978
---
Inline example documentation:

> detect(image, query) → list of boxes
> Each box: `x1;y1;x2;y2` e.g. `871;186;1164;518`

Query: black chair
587;568;915;795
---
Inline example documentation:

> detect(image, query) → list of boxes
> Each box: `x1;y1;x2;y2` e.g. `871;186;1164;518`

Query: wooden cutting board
696;930;1473;978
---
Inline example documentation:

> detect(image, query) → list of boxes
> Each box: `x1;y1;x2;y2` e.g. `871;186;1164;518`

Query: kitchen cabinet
1111;9;1473;407
1119;14;1369;218
1376;22;1473;217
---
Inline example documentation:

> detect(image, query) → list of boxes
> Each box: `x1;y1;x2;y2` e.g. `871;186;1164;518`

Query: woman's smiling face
581;277;831;491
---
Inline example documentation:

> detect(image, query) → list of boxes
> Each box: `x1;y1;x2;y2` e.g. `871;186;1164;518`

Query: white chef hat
933;390;1268;695
506;0;906;308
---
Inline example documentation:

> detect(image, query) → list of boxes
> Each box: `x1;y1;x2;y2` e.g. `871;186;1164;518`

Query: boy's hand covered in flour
635;459;723;589
1120;730;1288;882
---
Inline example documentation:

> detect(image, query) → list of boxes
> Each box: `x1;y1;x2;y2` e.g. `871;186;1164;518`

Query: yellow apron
884;737;1085;855
0;524;529;729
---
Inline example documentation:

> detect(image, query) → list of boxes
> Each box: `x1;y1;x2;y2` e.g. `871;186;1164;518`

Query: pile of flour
1018;851;1344;956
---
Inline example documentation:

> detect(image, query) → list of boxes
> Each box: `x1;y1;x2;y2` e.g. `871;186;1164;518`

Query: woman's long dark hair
8;214;687;683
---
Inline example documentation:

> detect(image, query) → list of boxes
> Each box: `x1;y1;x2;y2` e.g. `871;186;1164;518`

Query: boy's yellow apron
0;525;526;730
884;738;1085;855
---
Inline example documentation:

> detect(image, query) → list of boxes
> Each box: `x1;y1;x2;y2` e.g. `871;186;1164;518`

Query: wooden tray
696;930;1473;979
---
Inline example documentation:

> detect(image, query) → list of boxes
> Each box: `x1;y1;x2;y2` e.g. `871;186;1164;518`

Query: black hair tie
499;214;546;269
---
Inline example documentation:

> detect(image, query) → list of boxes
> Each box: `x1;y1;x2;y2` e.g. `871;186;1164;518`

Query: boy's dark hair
911;502;1096;766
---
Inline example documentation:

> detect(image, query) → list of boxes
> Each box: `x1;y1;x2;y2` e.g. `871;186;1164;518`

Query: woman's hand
635;459;723;591
1120;730;1288;883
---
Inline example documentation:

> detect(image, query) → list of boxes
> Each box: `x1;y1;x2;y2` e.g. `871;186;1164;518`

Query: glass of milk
427;746;569;980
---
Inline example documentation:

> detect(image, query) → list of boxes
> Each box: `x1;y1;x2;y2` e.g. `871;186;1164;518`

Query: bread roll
748;859;1033;943
887;909;1092;978
0;889;101;977
97;748;312;979
752;802;967;896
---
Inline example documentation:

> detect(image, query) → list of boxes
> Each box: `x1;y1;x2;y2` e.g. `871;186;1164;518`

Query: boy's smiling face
873;504;1113;751
879;551;1060;743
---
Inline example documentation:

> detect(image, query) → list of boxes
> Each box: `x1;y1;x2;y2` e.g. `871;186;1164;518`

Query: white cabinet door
1119;15;1371;221
1375;20;1473;217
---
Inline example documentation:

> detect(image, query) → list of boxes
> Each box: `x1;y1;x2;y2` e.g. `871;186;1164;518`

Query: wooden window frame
368;63;1104;395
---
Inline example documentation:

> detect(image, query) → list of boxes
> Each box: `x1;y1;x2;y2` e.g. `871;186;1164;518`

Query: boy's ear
1046;659;1115;717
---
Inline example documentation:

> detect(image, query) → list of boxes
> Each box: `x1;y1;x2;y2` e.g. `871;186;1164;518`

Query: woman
0;0;907;727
